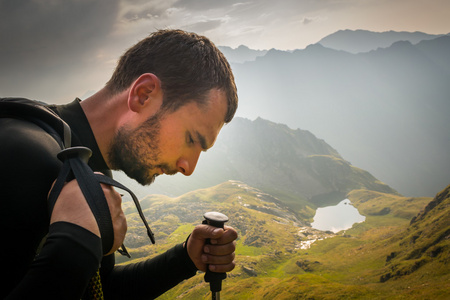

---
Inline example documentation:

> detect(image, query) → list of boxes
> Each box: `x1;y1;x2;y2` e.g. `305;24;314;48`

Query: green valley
117;181;449;299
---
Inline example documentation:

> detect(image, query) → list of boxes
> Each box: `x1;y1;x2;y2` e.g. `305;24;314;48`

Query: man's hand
186;225;237;273
49;174;127;256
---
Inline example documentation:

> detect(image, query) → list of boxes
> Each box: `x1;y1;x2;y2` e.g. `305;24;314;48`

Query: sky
1;0;449;103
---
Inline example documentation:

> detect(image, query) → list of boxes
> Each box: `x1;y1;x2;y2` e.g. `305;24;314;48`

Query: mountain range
219;30;450;197
317;29;447;54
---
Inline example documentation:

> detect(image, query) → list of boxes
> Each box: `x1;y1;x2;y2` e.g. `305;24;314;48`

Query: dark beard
108;113;163;185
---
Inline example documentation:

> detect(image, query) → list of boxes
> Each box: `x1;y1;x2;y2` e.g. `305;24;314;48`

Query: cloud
114;0;336;50
302;17;313;25
184;19;226;33
173;0;244;12
0;0;119;60
119;0;178;21
0;0;120;101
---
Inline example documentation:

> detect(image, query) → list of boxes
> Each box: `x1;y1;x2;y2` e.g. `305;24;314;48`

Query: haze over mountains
115;116;397;219
220;29;450;197
117;30;449;202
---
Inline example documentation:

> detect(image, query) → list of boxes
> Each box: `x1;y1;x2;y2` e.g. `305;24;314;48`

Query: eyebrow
195;131;209;151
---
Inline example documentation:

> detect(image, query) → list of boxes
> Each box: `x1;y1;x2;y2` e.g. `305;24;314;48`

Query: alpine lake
311;199;366;233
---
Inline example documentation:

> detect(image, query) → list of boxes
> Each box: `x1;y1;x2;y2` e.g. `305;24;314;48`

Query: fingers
187;224;238;272
210;225;238;245
202;226;237;272
100;182;127;256
204;239;236;256
202;249;236;273
190;224;224;240
190;224;237;244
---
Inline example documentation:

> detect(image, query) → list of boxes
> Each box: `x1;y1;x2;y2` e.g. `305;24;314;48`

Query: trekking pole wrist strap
48;147;156;255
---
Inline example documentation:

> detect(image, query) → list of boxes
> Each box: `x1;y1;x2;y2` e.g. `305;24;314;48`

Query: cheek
156;134;183;162
156;115;192;164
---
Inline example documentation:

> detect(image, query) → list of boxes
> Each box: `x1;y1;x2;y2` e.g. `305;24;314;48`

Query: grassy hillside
118;182;449;299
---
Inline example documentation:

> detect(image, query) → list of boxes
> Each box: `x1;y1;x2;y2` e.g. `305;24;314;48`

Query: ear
127;73;163;113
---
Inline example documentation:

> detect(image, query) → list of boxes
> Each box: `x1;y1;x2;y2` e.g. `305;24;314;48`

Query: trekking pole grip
203;212;229;300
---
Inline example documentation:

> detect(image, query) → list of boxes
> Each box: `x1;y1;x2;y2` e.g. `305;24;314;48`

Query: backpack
0;97;155;256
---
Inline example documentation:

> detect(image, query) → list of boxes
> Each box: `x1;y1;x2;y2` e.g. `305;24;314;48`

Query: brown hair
106;29;238;123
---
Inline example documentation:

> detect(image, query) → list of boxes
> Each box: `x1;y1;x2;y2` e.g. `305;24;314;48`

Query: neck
80;87;129;167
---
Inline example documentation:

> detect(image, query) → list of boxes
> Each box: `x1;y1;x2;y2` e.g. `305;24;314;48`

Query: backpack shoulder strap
0;98;71;149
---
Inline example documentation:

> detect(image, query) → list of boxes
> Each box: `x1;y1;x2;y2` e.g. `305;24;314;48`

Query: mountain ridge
218;29;448;63
218;45;268;63
317;29;446;53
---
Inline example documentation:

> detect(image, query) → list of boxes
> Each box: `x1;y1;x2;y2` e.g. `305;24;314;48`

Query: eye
186;132;194;145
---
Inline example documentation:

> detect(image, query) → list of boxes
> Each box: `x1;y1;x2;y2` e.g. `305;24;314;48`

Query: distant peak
306;43;326;49
237;45;250;50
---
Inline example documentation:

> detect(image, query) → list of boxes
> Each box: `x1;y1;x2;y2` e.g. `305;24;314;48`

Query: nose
176;152;201;176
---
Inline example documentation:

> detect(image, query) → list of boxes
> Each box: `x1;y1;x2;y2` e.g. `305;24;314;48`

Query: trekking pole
203;212;229;300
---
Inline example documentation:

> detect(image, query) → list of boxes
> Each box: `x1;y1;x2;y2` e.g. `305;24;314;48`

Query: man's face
108;89;227;185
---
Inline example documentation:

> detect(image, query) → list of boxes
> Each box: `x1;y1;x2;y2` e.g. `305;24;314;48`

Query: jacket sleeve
102;243;198;299
6;222;102;300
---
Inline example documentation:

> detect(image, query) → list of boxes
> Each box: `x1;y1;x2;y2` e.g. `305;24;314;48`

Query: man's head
106;29;237;123
105;29;237;185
